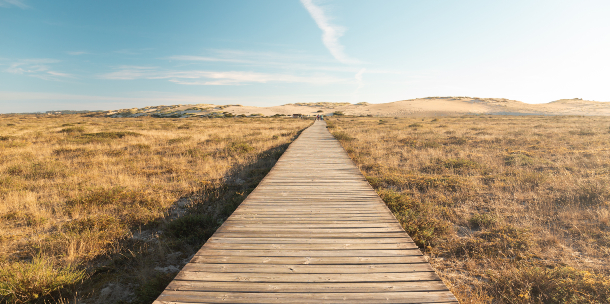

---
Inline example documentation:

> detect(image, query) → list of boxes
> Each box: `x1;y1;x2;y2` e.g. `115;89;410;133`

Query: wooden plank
174;272;442;282
180;263;435;273
189;256;429;265
205;237;415;244
154;120;457;303
154;291;458;304
164;280;450;293
201;243;418;250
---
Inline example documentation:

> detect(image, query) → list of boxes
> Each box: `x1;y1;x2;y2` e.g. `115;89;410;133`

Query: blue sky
1;0;609;113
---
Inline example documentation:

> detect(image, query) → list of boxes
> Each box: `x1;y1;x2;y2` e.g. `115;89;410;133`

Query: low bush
488;264;610;303
226;142;254;154
59;126;85;134
165;214;216;245
0;256;87;304
81;131;142;139
332;131;355;141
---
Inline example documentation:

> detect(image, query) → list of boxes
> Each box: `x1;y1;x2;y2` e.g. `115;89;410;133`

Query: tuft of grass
378;189;450;248
0;256;87;304
226;142;254;154
53;147;95;158
505;153;534;166
165;214;216;245
59;126;86;134
408;123;423;128
167;136;192;145
332;131;355;141
452;225;531;259
2;211;47;227
6;161;68;180
488;264;610;303
557;181;609;207
81;131;142;139
569;129;596;136
65;187;162;225
445;136;468;145
468;213;497;229
421;158;480;175
367;174;466;192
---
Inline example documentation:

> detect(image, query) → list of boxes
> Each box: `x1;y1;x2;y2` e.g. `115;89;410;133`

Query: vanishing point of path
154;120;457;303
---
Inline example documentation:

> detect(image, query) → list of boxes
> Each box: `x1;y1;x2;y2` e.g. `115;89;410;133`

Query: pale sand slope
106;97;610;117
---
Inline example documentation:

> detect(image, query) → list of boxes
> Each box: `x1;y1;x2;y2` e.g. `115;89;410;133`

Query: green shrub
59;126;85;134
53;147;94;158
167;136;192;145
227;142;254;154
469;213;497;229
557;181;610;207
445;136;468;145
488;264;610;303
332;131;354;141
81;131;141;139
6;162;68;180
453;225;530;259
377;189;450;248
505;152;534;166
65;187;162;217
165;214;216;245
367;174;466;192
421;158;480;174
0;256;86;303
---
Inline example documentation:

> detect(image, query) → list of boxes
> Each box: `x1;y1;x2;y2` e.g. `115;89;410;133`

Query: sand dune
104;97;610;118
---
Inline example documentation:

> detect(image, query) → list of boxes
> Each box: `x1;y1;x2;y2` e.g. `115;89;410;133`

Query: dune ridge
102;97;610;118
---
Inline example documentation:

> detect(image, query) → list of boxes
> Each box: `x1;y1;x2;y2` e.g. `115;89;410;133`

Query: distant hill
39;97;610;118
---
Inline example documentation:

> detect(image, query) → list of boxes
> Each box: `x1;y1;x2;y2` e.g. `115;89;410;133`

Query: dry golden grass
0;115;311;303
328;115;610;303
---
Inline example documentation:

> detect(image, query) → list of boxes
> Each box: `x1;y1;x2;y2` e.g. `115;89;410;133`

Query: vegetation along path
154;120;457;303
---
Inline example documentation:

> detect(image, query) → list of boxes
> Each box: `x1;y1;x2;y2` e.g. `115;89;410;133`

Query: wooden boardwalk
154;121;457;303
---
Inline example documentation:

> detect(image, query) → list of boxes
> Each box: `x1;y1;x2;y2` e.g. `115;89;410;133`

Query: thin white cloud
5;59;71;80
67;51;88;56
0;0;29;9
100;66;157;80
169;55;254;64
99;66;346;86
170;50;370;74
300;0;358;64
355;68;366;88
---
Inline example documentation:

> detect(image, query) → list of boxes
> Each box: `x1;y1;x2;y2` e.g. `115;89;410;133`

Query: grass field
328;116;610;303
0;115;311;303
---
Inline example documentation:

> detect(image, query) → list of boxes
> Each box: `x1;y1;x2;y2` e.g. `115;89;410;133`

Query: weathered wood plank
164;280;450;293
180;263;435;274
201;242;418;250
189;256;429;265
154;120;456;303
154;290;458;304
